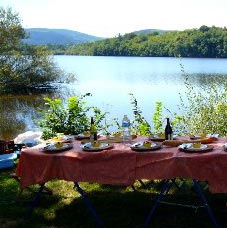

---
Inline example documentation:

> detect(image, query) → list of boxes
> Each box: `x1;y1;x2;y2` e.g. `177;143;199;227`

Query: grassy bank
0;165;227;228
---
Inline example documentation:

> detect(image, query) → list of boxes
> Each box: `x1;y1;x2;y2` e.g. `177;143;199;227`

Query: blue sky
1;0;227;37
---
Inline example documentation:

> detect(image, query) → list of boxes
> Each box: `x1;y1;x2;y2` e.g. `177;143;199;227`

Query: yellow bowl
113;131;122;137
192;143;202;148
54;142;63;148
92;141;101;147
143;141;151;148
83;131;90;137
157;133;165;138
52;137;62;142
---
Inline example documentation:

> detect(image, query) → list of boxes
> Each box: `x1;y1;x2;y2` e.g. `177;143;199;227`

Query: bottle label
122;122;130;127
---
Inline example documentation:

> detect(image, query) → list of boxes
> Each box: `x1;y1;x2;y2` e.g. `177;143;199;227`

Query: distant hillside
23;28;104;45
133;29;172;35
63;25;227;58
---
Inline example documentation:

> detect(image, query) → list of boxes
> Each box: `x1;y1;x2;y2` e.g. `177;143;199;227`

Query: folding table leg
143;179;171;228
74;182;104;228
192;179;220;228
25;183;45;219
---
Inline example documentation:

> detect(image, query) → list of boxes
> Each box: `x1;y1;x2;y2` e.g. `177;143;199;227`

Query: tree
0;7;25;54
0;7;75;93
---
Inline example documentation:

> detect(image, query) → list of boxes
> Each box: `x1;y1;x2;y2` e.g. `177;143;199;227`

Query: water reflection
1;55;227;140
183;73;227;87
0;93;61;140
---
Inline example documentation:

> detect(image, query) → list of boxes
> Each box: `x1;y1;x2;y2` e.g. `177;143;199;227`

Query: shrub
38;94;109;139
179;73;227;136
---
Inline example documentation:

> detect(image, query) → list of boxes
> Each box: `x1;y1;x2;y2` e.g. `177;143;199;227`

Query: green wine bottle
90;117;97;140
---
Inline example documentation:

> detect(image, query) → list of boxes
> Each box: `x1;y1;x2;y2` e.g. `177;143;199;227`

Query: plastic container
122;115;131;144
0;153;17;169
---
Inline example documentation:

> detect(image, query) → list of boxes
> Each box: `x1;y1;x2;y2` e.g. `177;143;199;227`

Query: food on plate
197;133;206;137
192;143;202;148
190;133;206;139
54;142;64;148
112;131;122;137
191;137;218;144
163;136;218;147
162;140;184;147
52;137;62;142
143;141;152;148
157;132;165;138
83;131;90;137
92;141;101;147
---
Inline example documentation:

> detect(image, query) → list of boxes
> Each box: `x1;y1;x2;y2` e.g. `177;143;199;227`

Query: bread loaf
162;137;217;147
162;140;184;147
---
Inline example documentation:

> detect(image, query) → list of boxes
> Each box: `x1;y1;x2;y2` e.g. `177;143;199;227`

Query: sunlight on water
1;56;227;139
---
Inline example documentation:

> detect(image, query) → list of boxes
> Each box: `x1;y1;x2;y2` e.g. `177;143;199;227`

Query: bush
38;94;109;139
179;73;227;136
0;7;75;93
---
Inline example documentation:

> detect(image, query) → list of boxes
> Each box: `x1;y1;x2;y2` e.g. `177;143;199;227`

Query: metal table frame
142;179;220;228
26;182;104;228
25;179;220;228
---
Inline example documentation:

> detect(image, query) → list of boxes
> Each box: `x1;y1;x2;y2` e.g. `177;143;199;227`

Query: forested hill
52;26;227;58
23;28;104;45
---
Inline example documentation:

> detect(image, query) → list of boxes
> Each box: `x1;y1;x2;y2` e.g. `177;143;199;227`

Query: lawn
0;164;227;228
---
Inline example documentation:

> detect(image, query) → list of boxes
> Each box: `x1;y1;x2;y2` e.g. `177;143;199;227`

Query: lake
1;56;227;140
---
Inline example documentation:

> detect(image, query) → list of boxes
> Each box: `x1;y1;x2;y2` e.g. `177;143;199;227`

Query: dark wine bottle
165;118;173;140
90;117;97;140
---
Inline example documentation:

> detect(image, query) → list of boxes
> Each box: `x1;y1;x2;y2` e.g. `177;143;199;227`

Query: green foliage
52;26;227;58
152;102;164;134
0;7;25;54
0;7;76;93
38;94;109;139
129;94;184;135
179;70;227;136
129;93;151;136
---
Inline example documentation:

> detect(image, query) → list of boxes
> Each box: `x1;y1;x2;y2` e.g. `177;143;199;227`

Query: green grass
0;166;227;228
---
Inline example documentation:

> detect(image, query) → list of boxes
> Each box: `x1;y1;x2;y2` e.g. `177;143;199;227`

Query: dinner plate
149;136;165;142
81;142;113;151
178;143;214;153
190;134;219;140
149;135;177;142
106;135;123;143
61;135;73;143
189;135;206;140
42;143;73;152
130;142;162;152
75;133;91;140
47;135;73;143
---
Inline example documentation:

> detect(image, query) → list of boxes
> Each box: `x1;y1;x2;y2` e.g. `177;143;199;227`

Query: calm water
1;56;227;140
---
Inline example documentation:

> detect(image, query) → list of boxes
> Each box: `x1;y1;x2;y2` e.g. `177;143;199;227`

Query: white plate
149;134;177;141
108;135;123;139
81;142;113;151
130;142;162;151
43;143;73;152
179;143;208;150
75;133;91;139
48;135;73;143
178;143;214;153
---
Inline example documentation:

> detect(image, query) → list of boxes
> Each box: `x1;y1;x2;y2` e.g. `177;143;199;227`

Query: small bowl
92;141;101;147
143;141;152;148
192;143;202;149
54;142;64;148
112;132;122;137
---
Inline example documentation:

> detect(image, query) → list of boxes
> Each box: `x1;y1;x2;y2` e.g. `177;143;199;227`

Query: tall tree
0;7;25;54
0;7;75;93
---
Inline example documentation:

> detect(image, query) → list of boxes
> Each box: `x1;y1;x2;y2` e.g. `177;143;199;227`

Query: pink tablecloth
135;139;227;193
17;140;137;188
16;137;227;193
